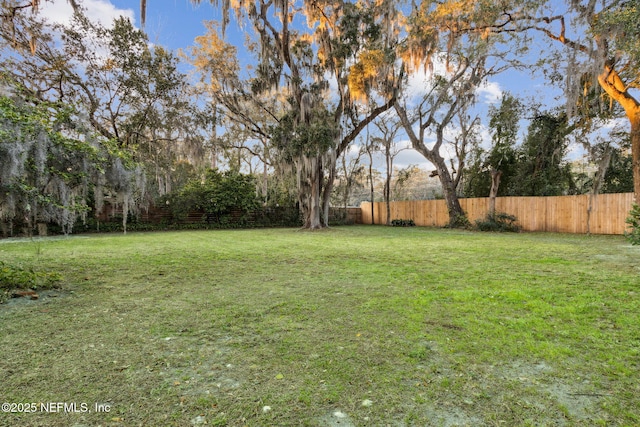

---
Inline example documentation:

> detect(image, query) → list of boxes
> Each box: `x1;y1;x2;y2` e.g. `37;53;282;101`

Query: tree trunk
393;102;468;228
262;161;268;203
122;196;128;234
434;161;466;227
417;145;467;228
320;149;338;228
321;162;335;228
597;66;640;205
385;150;392;225
368;151;375;225
297;155;324;229
631;116;640;205
489;168;502;218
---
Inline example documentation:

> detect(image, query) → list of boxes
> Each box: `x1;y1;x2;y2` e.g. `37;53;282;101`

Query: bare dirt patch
1;289;70;308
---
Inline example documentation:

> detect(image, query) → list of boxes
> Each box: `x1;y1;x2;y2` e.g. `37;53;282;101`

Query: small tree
373;113;405;225
486;93;521;215
625;204;640;245
509;110;575;196
332;146;365;214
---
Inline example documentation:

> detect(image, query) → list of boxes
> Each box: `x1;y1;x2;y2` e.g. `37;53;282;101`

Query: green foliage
475;212;521;232
594;0;640;68
463;148;491;197
0;261;62;303
391;218;415;227
1;9;200;205
624;204;640;245
602;149;634;193
465;104;594;199
0;95;90;232
0;91;145;235
80;205;301;232
271;107;338;161
464;94;521;198
509;111;576;196
164;169;260;225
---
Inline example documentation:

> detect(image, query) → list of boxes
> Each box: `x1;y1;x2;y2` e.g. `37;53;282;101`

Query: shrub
475;212;521;232
625;203;640;245
0;261;62;303
391;219;415;227
445;213;471;229
163;169;261;225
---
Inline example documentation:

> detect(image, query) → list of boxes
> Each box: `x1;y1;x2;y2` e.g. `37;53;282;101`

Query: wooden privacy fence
360;193;635;235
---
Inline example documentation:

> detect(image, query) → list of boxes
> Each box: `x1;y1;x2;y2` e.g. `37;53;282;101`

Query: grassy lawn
0;226;639;426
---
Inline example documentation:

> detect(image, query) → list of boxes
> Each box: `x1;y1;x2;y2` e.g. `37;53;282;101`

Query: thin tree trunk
321;150;337;228
489;168;502;218
369;151;375;225
385;149;392;225
262;161;268;204
321;163;335;228
122;196;128;234
342;155;349;213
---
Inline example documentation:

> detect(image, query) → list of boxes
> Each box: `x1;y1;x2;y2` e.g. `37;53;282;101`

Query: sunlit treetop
188;0;402;107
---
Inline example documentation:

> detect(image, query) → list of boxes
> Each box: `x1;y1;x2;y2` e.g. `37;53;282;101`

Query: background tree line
0;0;638;233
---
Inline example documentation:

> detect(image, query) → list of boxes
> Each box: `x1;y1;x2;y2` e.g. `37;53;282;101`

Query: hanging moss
0;92;145;236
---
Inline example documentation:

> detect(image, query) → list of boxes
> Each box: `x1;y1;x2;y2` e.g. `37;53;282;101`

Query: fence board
360;193;634;235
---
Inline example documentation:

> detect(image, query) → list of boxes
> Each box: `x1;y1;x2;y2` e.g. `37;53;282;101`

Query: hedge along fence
87;204;361;232
92;204;302;230
360;193;635;235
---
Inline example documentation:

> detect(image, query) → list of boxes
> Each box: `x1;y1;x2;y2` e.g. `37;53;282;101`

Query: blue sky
42;0;233;51
40;0;585;172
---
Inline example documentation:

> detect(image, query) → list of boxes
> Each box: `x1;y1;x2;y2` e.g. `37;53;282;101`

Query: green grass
0;226;639;426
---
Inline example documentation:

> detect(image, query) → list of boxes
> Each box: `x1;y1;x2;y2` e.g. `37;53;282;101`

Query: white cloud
600;117;627;131
405;68;430;99
403;59;503;109
40;0;135;28
403;60;448;105
477;123;492;150
476;80;503;105
393;144;433;170
36;1;139;64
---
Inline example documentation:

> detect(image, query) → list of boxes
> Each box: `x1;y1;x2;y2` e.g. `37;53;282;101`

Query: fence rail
360;193;635;235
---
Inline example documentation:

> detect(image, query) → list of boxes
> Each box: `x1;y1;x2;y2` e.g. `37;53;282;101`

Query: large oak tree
187;0;402;229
